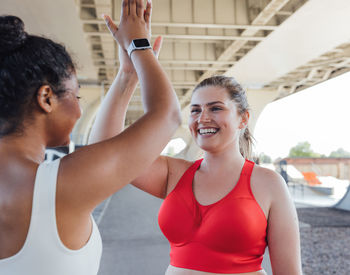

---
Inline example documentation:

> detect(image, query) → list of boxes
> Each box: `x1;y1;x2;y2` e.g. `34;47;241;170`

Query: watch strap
127;39;152;57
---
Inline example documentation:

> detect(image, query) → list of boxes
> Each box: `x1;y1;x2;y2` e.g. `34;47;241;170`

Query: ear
36;85;56;113
239;110;250;129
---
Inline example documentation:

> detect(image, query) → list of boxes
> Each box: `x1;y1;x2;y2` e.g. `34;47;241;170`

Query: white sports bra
0;159;102;275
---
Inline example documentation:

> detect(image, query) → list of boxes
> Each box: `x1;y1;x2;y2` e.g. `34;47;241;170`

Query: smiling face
189;86;245;153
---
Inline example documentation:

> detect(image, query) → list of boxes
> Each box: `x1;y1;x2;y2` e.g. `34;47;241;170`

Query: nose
198;108;211;123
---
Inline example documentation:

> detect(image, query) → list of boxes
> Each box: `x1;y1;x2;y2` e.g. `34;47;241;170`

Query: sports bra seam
52;160;99;254
32;161;96;254
195;161;267;222
172;239;266;255
54;215;98;254
193;159;250;208
171;239;205;248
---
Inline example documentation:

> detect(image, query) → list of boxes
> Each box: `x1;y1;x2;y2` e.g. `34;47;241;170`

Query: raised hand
103;2;162;74
103;0;151;42
103;0;150;51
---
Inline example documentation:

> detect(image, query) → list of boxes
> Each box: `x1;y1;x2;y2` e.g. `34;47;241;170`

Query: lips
198;128;219;135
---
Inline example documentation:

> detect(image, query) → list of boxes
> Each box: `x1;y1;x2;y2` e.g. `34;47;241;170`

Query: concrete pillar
246;88;279;131
71;86;102;144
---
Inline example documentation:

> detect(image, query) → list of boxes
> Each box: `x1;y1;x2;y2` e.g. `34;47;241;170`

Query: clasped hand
104;0;151;51
103;0;162;74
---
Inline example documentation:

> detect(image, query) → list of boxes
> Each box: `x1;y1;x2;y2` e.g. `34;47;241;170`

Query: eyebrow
190;101;225;107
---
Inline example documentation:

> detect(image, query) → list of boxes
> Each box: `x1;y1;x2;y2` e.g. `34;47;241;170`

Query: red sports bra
158;159;267;274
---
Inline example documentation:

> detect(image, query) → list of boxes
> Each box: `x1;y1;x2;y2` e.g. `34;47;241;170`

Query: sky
162;138;187;155
254;71;350;160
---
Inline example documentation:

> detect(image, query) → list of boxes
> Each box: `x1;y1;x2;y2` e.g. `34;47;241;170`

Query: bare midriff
165;265;267;275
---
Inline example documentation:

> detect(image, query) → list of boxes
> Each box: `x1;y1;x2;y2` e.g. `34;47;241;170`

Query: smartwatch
127;38;152;57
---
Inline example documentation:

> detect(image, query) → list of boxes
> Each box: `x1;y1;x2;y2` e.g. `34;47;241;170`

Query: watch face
134;39;150;47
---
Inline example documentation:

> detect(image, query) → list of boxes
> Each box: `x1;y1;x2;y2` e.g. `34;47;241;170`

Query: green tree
259;152;272;163
288;141;323;158
329;148;350;158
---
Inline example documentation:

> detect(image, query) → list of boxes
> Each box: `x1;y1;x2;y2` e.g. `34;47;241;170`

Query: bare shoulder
251;164;289;217
166;157;196;195
251;164;286;191
167;156;194;173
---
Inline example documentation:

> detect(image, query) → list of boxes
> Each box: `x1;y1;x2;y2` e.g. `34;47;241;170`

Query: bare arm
88;11;164;142
57;0;181;213
267;172;302;275
88;6;172;198
88;69;138;143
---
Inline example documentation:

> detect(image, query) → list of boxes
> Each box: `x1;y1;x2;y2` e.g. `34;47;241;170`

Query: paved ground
291;185;350;275
297;207;350;275
93;185;170;275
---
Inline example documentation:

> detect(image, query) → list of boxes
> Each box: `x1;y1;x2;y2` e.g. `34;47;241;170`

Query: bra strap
241;160;255;177
235;160;255;197
192;159;203;172
171;159;203;192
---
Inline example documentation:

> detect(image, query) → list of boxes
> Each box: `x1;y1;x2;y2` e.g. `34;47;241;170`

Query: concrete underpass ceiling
2;0;350;146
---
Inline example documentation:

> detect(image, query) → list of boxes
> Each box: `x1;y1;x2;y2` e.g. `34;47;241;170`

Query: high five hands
102;0;162;73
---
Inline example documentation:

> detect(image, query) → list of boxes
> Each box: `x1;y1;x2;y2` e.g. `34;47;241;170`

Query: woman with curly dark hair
0;0;180;274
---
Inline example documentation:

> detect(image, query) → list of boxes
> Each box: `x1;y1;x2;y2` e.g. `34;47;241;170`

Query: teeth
199;128;218;135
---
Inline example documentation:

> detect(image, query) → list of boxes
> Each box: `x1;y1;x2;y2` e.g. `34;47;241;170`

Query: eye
76;96;82;100
211;106;222;111
191;108;201;114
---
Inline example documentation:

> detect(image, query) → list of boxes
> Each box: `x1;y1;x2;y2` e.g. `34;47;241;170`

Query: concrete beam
226;0;350;86
81;20;278;31
85;32;265;41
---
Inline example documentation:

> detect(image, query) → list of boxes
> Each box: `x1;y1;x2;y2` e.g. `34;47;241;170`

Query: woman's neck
0;128;47;164
201;146;245;173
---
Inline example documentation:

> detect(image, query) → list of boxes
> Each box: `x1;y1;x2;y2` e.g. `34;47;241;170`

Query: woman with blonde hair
91;8;302;275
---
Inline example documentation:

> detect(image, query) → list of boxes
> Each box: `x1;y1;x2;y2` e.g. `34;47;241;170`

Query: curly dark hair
0;15;75;137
